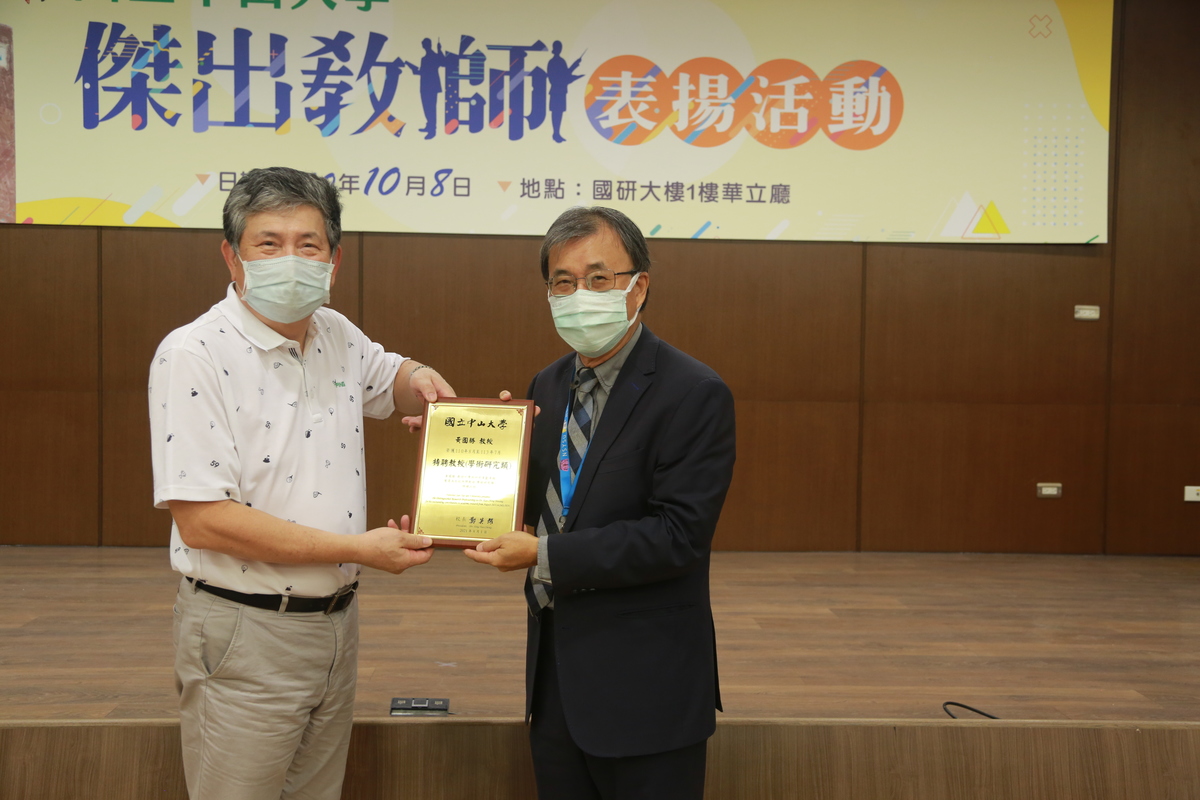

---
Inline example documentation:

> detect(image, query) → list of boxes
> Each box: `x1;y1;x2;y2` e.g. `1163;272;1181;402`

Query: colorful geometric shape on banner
821;60;904;150
123;185;164;224
745;60;825;149
173;173;216;217
667;58;753;148
585;56;673;146
974;201;1010;235
941;192;979;238
16;196;178;227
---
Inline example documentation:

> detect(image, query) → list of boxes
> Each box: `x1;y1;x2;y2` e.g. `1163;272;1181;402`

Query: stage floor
2;547;1199;724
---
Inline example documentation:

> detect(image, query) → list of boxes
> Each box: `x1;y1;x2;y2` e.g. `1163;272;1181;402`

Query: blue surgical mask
239;254;333;324
548;274;643;358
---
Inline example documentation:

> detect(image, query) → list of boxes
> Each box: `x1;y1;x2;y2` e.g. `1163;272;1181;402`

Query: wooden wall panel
715;401;859;552
865;244;1110;404
0;723;187;800
861;404;1106;553
360;235;863;548
361;233;551;395
4;719;1198;800
0;226;99;387
99;228;360;546
0;226;99;545
343;721;537;800
100;227;361;393
360;233;549;529
1109;0;1200;405
0;393;99;546
649;240;862;403
610;238;864;551
1103;0;1200;554
333;232;363;327
1107;404;1200;555
705;721;1200;800
100;228;226;547
7;0;1200;554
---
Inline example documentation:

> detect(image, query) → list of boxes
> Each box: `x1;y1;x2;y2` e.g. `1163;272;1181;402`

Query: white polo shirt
149;284;406;597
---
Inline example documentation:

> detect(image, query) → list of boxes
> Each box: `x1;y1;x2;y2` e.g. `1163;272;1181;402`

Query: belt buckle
325;583;354;615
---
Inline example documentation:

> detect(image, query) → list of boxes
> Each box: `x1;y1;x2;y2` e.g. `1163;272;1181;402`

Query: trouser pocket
198;599;243;678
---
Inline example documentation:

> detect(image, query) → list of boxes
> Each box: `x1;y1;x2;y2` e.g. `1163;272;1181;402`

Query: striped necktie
527;367;599;613
567;367;598;480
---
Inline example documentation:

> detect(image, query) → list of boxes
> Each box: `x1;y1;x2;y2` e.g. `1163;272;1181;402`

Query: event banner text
1;0;1113;243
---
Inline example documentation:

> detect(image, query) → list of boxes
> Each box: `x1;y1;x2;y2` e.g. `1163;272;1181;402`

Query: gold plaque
411;398;534;547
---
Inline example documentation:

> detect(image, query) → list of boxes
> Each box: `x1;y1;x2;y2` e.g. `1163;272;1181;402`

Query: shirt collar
217;282;315;353
576;322;643;392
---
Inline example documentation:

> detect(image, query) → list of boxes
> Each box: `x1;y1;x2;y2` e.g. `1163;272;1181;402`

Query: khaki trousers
173;578;359;800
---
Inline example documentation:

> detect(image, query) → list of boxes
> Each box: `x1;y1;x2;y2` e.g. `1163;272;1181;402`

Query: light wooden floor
2;547;1199;723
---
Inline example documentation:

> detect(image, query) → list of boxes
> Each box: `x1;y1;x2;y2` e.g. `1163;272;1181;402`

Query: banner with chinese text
0;0;1113;243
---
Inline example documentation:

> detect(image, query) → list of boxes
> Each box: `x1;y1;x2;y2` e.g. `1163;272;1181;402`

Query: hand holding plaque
411;398;534;547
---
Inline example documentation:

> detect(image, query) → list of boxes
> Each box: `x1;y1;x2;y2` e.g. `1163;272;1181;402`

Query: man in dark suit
466;207;736;799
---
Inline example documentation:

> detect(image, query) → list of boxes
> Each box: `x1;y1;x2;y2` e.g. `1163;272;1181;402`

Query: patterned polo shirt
149;284;405;597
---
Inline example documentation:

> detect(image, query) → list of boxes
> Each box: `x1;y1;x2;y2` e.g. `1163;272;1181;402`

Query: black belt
188;577;357;614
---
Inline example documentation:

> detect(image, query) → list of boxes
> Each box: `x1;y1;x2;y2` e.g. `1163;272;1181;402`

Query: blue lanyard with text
558;367;590;521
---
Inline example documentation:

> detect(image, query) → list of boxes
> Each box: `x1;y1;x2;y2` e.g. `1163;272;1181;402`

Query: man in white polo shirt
149;167;453;800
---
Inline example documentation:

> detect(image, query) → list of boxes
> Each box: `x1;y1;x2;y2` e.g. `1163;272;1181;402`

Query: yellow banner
1;0;1113;243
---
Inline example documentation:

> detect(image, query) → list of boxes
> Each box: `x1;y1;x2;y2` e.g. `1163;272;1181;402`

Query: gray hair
540;206;651;282
223;167;342;254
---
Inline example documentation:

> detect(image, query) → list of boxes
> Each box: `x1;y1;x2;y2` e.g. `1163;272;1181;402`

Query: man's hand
398;364;456;432
410;364;456;405
498;389;540;418
356;516;435;574
399;415;427;434
463;530;539;572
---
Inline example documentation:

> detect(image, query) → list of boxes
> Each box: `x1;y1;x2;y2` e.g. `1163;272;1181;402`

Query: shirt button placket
292;345;322;425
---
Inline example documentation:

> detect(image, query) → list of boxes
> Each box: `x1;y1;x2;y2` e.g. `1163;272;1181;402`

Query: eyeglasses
546;269;638;297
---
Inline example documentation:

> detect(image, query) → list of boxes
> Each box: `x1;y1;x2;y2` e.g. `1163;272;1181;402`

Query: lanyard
558;368;591;521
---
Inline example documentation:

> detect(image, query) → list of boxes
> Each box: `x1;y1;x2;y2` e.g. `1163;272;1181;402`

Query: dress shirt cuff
533;533;553;585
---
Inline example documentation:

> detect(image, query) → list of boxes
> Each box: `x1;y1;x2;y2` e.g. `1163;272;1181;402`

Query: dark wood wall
3;0;1197;553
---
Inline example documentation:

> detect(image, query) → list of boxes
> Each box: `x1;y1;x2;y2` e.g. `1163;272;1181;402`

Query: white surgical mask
548;273;643;358
238;254;334;324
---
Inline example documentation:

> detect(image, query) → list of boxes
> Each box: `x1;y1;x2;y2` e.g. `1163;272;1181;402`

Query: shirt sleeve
149;345;243;509
356;327;405;420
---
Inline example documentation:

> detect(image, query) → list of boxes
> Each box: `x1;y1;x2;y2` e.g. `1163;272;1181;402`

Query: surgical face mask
238;254;334;324
548;273;643;358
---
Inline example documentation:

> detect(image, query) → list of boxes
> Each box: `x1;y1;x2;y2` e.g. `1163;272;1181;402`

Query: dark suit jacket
523;326;736;758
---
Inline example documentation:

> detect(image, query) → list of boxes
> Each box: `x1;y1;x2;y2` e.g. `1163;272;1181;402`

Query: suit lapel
564;329;659;529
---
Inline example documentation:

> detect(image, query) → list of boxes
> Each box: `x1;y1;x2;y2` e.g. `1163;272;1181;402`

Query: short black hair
223;167;342;254
539;206;651;282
